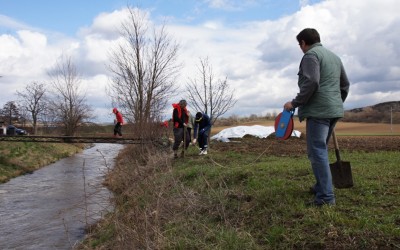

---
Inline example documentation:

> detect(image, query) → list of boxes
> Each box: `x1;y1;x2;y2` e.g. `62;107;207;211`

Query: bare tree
108;6;180;134
16;82;47;134
0;101;20;125
48;55;93;136
185;57;236;125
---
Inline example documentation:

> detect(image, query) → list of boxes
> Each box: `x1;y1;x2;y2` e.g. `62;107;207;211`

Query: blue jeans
306;118;338;205
198;129;210;150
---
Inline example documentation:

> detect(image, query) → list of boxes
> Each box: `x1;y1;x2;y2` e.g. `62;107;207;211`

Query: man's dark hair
296;28;321;45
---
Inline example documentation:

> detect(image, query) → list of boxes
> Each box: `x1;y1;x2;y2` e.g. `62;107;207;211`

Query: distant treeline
214;101;400;127
342;101;400;124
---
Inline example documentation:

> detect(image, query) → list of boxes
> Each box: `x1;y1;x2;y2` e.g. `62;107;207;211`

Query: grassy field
0;141;85;183
163;148;399;249
79;122;400;249
0;123;127;183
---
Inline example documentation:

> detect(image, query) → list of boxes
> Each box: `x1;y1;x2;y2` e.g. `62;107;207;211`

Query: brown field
211;121;400;156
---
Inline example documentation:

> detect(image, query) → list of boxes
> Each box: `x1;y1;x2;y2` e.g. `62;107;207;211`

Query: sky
0;0;399;123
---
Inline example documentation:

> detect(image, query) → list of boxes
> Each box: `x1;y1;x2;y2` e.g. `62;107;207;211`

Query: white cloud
0;14;34;31
299;0;310;7
0;30;60;100
78;9;128;39
1;0;399;122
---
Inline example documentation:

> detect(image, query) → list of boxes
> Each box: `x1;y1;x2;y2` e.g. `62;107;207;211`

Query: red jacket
115;112;123;124
113;108;124;124
172;103;188;128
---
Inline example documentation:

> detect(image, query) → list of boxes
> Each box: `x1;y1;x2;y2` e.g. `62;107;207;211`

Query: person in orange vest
112;108;124;137
171;100;190;158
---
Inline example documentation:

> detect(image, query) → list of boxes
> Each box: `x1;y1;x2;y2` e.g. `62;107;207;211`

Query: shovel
329;130;354;188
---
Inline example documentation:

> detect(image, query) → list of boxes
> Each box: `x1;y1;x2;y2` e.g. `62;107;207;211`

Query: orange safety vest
172;103;188;128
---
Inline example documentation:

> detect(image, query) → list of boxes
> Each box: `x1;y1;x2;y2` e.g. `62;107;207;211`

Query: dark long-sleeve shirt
193;113;211;138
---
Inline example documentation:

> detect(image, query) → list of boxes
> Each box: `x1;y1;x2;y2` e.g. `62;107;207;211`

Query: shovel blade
329;161;354;188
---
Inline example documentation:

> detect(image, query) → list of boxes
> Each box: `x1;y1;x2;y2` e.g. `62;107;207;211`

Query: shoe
305;200;335;208
199;149;208;155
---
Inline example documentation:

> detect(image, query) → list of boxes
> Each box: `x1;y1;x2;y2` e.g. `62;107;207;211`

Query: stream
0;143;124;249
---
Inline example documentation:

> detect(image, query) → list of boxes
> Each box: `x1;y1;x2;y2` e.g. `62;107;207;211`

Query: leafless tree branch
108;6;180;135
47;55;93;136
16;82;47;134
185;57;236;125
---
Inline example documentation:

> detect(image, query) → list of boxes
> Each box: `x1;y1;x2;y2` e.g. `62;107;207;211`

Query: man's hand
192;139;197;144
283;101;294;111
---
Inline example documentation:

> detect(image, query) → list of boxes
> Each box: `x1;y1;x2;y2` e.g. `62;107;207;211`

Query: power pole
391;106;393;133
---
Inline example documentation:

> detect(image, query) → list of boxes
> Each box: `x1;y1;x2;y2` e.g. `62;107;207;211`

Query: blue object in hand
275;109;294;140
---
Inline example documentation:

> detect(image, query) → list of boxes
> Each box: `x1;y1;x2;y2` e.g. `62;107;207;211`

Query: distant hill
343;101;400;123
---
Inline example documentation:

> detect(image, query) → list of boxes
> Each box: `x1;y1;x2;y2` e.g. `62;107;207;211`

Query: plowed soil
211;120;400;156
211;135;400;157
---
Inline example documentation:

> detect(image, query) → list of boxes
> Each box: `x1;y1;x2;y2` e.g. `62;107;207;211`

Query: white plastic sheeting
211;125;301;142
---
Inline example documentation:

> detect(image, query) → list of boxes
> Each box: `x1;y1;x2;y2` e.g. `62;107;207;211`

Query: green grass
79;143;400;249
0;141;84;183
170;148;400;249
163;148;400;249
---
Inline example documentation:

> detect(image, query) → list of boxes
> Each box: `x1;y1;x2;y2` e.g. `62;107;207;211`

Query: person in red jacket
112;108;124;137
172;100;190;158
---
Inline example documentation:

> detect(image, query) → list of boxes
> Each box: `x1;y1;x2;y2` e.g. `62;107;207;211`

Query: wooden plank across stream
0;135;149;144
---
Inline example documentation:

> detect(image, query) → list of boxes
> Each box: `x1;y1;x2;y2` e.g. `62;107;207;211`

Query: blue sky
0;1;126;35
0;0;399;123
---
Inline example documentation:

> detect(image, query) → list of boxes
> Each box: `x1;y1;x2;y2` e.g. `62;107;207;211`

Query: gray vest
298;43;344;120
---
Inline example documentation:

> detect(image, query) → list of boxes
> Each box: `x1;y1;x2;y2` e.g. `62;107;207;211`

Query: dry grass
80;144;178;249
79;134;400;249
0;142;85;183
77;121;400;249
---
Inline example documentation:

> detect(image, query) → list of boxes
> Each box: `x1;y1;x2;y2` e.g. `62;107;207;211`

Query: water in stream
0;143;124;249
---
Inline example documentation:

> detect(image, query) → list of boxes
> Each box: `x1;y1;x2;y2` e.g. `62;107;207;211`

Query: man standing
283;28;350;207
112;108;124;137
193;112;212;155
172;100;190;158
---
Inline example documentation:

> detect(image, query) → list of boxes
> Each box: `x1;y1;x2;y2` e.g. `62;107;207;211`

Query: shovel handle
332;130;341;162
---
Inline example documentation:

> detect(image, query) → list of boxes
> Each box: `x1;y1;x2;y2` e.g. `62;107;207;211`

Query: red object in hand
274;110;294;140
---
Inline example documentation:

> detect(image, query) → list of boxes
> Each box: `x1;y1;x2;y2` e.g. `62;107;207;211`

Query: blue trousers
306;118;338;205
198;130;210;150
